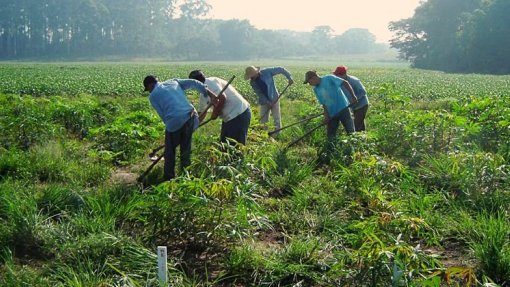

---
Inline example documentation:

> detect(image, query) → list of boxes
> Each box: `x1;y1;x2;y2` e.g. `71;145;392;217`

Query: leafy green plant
456;213;510;285
89;111;162;164
347;232;441;286
0;181;53;261
224;245;264;281
418;152;509;197
0;94;57;150
0;248;51;286
259;237;328;286
50;95;120;139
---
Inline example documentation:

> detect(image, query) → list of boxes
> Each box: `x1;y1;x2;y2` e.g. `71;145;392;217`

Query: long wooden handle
218;75;236;96
268;113;322;136
199;118;213;127
137;153;164;183
199;75;236;128
277;83;291;101
260;82;291;120
285;122;325;149
149;145;165;157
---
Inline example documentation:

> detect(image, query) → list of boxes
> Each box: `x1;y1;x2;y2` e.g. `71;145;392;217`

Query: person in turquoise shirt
244;66;294;137
334;65;369;131
304;70;357;141
143;75;215;180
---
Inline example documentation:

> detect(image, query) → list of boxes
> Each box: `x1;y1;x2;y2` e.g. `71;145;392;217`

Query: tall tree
459;0;510;74
179;0;211;19
217;19;255;60
389;0;481;72
311;25;334;53
0;0;390;60
333;28;377;54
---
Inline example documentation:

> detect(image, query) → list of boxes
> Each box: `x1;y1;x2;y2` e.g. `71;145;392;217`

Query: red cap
333;66;347;76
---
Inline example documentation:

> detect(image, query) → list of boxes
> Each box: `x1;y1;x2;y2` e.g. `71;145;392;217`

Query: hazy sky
207;0;422;43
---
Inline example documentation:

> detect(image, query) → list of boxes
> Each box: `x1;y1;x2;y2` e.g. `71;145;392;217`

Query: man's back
149;80;194;132
203;77;249;122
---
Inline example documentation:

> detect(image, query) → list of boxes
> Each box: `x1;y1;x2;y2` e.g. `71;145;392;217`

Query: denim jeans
327;107;354;140
353;104;368;132
164;115;195;180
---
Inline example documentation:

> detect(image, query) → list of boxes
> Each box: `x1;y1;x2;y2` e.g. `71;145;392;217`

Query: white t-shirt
199;77;250;122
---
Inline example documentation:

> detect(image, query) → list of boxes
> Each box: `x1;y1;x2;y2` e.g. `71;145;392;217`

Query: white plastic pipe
157;246;168;285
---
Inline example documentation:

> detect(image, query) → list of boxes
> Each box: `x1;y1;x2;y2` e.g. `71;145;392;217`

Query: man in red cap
333;65;369;131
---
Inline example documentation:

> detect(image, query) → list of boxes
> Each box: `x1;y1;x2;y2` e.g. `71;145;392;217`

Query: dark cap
188;70;206;83
303;70;318;84
143;75;158;91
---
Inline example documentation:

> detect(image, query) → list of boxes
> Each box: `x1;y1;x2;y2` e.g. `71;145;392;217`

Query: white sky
207;0;422;43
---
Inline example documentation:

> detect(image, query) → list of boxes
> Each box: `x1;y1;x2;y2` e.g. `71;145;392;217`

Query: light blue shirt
149;79;207;132
250;67;293;105
341;75;369;110
313;75;350;117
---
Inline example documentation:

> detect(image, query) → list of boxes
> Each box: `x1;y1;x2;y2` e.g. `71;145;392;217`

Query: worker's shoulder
261;66;287;71
348;75;361;81
205;77;226;87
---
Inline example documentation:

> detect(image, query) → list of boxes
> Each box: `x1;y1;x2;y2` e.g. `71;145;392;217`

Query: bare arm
322;105;330;125
210;91;226;120
198;89;218;123
342;80;358;105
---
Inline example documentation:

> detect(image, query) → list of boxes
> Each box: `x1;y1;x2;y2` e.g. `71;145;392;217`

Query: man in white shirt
189;70;251;145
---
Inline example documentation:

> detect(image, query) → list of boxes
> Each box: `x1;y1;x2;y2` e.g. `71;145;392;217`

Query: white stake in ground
157;246;168;285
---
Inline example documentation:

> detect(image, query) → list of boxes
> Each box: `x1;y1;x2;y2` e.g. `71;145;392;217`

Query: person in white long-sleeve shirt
189;70;252;145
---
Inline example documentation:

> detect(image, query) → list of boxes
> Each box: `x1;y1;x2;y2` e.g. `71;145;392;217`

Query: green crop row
2;63;510;100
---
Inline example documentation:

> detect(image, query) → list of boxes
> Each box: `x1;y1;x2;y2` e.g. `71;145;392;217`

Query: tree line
0;0;385;60
389;0;510;74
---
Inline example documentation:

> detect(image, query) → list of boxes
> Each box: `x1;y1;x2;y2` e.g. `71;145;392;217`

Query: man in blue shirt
304;70;357;142
334;65;369;131
143;75;214;180
244;66;294;137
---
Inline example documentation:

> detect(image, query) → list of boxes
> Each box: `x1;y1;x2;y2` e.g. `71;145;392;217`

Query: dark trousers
353;104;368;131
164;116;195;180
321;108;354;162
327;107;354;140
220;108;251;145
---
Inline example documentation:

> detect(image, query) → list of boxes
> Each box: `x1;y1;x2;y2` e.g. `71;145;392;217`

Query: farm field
1;62;510;286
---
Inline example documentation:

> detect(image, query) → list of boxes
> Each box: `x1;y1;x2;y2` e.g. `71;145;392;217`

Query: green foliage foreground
1;63;510;286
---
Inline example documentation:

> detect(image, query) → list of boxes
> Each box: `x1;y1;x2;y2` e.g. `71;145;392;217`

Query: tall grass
455;212;510;285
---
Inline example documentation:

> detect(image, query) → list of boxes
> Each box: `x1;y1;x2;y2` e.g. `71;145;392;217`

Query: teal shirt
149;79;206;132
313;75;350;117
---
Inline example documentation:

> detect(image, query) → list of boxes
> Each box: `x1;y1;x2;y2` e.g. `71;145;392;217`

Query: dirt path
110;167;139;186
